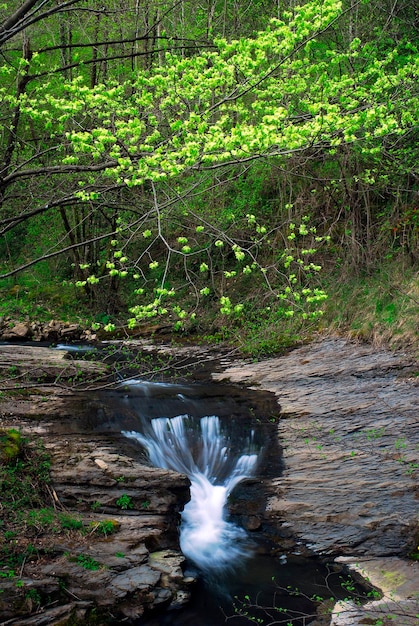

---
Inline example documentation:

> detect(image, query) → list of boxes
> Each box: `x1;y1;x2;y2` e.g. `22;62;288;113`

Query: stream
87;365;368;626
1;338;416;625
1;340;387;625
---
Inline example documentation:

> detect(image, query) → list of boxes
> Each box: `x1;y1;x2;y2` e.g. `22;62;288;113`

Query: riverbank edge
212;336;419;626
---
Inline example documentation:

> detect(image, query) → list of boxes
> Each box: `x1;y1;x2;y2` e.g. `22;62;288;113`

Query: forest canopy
1;0;418;338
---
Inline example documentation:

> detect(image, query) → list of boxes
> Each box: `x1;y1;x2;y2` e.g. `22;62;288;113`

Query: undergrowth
0;276;94;325
0;430;119;580
0;430;53;575
0;254;417;358
321;261;419;350
203;258;419;357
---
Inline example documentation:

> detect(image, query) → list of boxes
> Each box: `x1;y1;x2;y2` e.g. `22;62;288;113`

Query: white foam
122;415;259;572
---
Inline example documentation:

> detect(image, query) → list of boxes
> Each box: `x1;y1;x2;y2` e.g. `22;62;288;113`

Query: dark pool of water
135;553;362;625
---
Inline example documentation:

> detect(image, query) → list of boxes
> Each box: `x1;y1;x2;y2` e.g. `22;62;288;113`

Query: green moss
0;429;23;463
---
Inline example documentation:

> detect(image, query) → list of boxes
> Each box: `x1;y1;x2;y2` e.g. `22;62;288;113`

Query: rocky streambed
0;336;418;625
0;344;192;624
214;337;419;625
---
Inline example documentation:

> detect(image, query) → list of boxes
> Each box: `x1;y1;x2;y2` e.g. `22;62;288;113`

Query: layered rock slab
0;345;192;625
213;338;418;558
331;557;419;625
214;337;419;621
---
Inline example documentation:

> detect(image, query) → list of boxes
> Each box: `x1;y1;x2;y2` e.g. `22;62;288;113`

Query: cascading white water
122;414;260;572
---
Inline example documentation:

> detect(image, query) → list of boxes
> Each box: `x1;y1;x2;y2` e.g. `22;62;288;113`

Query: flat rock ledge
0;425;193;625
329;556;419;625
213;337;419;623
0;343;193;625
0;344;107;389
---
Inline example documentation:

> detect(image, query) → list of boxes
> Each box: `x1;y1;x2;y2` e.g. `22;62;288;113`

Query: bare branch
0;0;82;47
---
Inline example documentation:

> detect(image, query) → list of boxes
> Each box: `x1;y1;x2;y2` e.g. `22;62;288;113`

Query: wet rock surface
213;337;418;557
213;337;419;623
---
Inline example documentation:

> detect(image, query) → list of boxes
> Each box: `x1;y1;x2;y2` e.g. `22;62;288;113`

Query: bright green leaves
267;217;330;320
13;0;417;193
4;0;418;339
232;245;245;261
220;296;244;316
8;0;345;191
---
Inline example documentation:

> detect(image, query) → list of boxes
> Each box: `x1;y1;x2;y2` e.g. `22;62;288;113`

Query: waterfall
122;414;260;573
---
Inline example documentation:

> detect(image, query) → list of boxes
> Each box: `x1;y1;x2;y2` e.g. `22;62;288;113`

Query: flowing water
123;413;259;573
46;345;368;625
112;378;364;626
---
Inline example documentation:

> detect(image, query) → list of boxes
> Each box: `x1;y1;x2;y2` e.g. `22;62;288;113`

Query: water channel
54;343;368;624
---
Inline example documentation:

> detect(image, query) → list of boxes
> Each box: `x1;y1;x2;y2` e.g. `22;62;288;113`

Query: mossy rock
0;429;23;463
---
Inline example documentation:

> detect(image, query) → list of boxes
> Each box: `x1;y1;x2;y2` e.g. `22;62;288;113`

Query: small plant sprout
116;494;133;510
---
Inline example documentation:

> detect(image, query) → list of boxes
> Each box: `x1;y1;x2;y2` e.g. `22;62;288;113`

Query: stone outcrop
0;419;193;624
0;346;193;625
213;337;418;557
213;337;419;622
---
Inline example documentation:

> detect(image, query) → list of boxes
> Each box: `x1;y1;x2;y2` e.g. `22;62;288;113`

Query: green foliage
89;519;119;536
73;554;101;571
0;433;53;573
115;494;133;510
0;0;418;349
18;508;84;534
0;276;92;323
26;508;57;531
0;429;23;463
0;432;51;515
58;513;84;531
24;588;42;606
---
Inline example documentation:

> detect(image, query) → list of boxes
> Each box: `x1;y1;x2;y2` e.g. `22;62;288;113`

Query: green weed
116;494;133;510
89;519;119;536
58;513;84;531
74;554;101;571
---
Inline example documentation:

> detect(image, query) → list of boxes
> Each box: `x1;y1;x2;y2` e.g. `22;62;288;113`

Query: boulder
1;322;32;340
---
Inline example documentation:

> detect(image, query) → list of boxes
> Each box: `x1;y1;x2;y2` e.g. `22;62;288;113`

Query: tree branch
0;0;82;47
